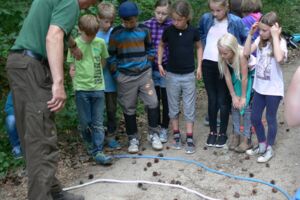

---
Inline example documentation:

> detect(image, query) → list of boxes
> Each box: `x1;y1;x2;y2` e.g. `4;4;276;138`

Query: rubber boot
228;134;240;150
52;191;84;200
235;135;252;153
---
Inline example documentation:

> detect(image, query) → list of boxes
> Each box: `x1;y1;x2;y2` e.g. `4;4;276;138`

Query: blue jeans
75;90;105;154
5;114;20;148
232;105;251;138
251;91;282;146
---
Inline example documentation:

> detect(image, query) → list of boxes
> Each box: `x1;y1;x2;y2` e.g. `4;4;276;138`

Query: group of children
65;0;288;164
5;0;287;164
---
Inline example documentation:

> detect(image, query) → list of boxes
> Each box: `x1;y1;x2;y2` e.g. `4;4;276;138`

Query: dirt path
67;59;300;200
1;59;300;200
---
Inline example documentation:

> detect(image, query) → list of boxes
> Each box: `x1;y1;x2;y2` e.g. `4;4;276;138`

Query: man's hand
47;83;66;112
71;46;83;60
69;65;75;78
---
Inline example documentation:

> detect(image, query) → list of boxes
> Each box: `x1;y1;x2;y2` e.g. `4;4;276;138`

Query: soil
1;50;300;200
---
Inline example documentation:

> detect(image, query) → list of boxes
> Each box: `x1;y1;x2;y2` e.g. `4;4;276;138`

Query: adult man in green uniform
5;0;97;199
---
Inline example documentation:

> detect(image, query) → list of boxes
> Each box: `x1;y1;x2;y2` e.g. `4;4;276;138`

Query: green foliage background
0;0;299;177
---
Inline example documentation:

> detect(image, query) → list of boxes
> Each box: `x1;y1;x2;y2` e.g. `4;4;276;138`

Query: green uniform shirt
67;37;109;91
11;0;79;58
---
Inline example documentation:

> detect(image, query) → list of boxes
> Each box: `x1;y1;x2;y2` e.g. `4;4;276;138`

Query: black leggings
202;60;231;134
155;86;169;129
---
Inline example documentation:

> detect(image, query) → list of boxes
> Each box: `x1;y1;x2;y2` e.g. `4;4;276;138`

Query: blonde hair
97;2;116;19
171;0;193;22
78;14;100;36
217;33;242;79
208;0;229;10
258;11;280;56
241;0;262;14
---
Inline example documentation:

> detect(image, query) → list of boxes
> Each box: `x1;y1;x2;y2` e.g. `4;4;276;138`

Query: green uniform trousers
6;53;62;200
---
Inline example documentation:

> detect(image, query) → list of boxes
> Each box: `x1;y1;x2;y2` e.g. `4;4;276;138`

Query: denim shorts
166;72;196;122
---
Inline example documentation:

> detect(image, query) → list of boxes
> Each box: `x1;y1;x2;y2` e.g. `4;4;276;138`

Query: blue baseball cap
118;1;139;18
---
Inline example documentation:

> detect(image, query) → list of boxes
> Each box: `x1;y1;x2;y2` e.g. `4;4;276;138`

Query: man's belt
11;49;48;66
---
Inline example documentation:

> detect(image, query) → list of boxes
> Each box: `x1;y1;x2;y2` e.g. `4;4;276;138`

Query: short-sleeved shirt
96;28;117;92
67;37;109;91
11;0;79;58
162;25;200;74
253;37;288;97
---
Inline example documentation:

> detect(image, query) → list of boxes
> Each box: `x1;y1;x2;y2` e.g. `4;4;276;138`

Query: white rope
63;178;221;200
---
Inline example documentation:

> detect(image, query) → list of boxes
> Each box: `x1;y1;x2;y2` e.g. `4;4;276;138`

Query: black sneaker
206;132;217;147
215;134;228;148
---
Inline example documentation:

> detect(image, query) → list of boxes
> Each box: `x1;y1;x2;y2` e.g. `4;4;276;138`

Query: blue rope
114;154;293;200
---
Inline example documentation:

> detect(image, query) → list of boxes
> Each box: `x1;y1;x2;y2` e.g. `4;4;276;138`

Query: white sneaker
128;138;139;154
148;133;163;150
257;146;273;163
246;144;266;156
159;128;168;143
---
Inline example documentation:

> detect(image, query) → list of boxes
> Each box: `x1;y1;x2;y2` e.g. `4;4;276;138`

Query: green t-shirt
67;37;109;91
11;0;79;58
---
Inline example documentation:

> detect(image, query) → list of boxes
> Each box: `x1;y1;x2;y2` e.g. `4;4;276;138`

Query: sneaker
107;138;122;150
159;128;168;143
185;138;195;154
246;143;266;156
215;134;227;148
172;133;182;150
52;191;85;200
12;146;22;159
93;151;113;165
206;132;217;147
148;133;163;150
257;146;273;163
128;138;139;153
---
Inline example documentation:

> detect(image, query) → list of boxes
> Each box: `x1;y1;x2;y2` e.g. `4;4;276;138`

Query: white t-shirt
203;18;228;62
253;37;288;97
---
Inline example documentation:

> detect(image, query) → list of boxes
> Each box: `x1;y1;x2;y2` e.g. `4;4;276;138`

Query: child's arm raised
195;41;203;80
239;53;249;109
271;23;285;64
157;40;166;77
243;22;258;57
284;66;300;127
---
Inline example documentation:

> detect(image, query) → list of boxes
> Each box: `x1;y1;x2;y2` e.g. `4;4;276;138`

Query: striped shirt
144;17;172;70
108;23;155;76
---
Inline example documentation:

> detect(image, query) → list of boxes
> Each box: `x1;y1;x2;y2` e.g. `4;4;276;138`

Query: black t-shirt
162;24;200;74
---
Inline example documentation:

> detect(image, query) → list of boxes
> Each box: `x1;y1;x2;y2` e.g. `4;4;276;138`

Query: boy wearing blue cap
108;1;163;153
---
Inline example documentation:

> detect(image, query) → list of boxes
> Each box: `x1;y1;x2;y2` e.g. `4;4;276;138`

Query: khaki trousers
6;53;61;200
